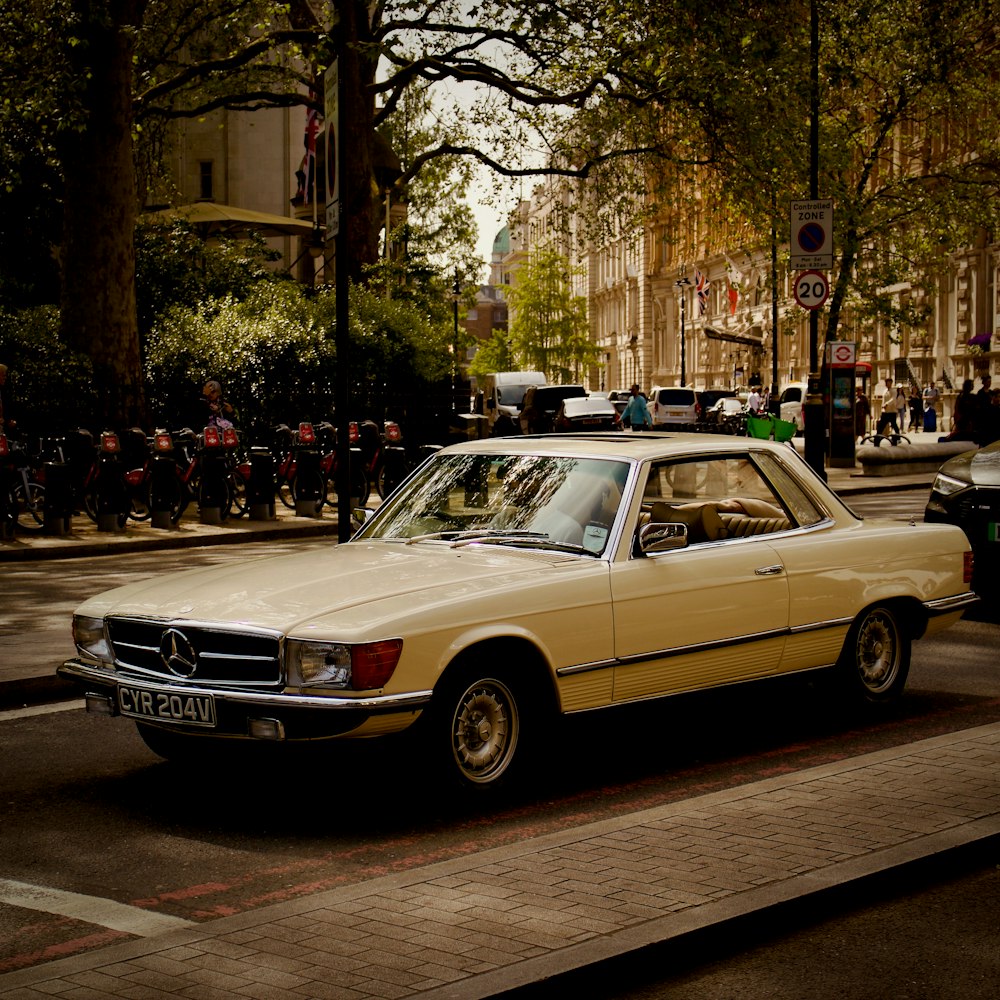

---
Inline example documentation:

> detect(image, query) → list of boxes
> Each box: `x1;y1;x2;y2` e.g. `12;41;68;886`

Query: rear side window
656;389;696;406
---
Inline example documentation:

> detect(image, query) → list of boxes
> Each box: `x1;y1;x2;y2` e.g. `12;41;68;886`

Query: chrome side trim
556;659;618;677
923;591;979;616
788;616;854;635
59;660;432;713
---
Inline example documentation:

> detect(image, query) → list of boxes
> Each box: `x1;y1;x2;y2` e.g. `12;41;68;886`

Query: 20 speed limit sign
794;270;829;310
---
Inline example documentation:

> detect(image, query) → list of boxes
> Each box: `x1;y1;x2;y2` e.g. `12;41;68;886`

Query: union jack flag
694;269;711;316
295;100;321;204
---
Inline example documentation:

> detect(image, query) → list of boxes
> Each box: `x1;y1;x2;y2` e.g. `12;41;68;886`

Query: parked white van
649;386;700;429
475;371;547;435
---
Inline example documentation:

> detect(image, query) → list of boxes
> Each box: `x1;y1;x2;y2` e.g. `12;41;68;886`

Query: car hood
940;441;1000;486
75;541;580;636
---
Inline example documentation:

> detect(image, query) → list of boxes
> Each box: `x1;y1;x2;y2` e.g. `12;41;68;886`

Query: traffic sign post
793;270;830;311
790;199;833;270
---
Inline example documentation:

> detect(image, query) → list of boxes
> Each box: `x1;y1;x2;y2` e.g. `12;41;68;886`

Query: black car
519;384;588;434
925;440;1000;597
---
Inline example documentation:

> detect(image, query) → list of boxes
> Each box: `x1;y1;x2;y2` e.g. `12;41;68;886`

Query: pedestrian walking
876;377;898;437
895;385;908;434
908;386;922;433
855;386;871;441
622;384;652;431
922;381;940;432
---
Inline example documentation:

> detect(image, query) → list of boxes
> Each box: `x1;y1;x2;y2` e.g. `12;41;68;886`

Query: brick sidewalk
3;723;998;999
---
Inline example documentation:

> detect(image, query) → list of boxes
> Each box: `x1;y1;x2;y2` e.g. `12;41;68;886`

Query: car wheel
839;605;910;703
437;669;522;789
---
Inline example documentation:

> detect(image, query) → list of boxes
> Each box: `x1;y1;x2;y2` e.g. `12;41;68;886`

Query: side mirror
639;521;689;554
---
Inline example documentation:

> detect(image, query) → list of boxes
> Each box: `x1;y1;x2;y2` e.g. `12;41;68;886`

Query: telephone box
826;341;857;467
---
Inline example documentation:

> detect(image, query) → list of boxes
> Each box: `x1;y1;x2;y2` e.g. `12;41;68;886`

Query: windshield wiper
402;528;548;545
460;535;598;556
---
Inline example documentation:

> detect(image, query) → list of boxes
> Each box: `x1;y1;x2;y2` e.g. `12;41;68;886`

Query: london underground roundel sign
793;270;830;310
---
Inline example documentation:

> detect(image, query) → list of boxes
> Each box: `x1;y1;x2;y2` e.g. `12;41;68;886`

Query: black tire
228;469;248;517
431;667;525;789
128;483;152;521
12;481;45;533
839;604;911;704
277;476;296;509
162;478;189;524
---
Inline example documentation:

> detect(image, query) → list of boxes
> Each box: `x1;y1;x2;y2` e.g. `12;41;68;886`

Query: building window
199;161;214;201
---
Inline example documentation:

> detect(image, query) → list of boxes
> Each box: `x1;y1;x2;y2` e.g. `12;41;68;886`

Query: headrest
650;502;727;543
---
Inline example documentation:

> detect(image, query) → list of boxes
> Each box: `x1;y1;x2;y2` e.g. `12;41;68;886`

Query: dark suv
519;384;588;434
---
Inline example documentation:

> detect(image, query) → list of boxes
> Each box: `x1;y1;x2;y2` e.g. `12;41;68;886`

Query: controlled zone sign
790;199;833;269
793;270;830;311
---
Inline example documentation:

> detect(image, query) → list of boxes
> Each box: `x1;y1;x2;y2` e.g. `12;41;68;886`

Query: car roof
439;431;809;464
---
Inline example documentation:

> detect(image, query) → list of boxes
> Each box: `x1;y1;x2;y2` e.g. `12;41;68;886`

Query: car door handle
754;564;784;576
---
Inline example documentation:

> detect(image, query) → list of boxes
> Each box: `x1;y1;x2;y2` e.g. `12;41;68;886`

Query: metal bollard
294;444;323;517
198;426;228;524
149;433;176;529
247;446;275;520
95;431;129;531
43;461;73;535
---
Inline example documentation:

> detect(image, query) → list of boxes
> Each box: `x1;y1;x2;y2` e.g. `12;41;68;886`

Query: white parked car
778;382;809;431
62;434;975;790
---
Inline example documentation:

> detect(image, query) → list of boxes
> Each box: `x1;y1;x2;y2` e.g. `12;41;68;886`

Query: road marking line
0;700;84;722
0;879;196;936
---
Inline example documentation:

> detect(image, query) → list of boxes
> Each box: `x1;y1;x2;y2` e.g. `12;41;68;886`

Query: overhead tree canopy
2;0;999;427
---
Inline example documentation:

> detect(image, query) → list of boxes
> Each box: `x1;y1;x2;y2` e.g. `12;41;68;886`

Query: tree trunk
59;1;146;429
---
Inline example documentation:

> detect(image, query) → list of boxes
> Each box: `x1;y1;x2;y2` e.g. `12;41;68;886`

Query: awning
703;326;764;347
142;202;318;238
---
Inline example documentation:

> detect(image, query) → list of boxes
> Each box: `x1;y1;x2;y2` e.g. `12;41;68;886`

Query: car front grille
106;617;282;688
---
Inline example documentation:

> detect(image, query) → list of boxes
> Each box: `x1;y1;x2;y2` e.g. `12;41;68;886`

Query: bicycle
1;433;46;534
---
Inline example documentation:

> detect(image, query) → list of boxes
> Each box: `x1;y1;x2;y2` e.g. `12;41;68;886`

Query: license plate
580;418;601;425
118;684;216;727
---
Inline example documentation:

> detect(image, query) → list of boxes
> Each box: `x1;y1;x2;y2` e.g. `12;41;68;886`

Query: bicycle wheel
277;475;296;509
227;469;248;517
128;481;152;521
13;480;46;534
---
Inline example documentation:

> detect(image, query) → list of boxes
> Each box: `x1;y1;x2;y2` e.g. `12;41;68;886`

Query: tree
504;245;596;382
0;0;644;425
579;1;1000;351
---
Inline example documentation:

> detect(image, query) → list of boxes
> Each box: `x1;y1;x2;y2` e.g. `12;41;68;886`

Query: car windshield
357;453;630;556
497;383;535;405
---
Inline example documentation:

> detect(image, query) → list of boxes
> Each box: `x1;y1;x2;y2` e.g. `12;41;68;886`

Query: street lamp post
676;273;691;386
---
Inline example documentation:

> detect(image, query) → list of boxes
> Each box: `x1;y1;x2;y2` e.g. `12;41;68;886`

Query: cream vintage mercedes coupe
61;434;976;789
